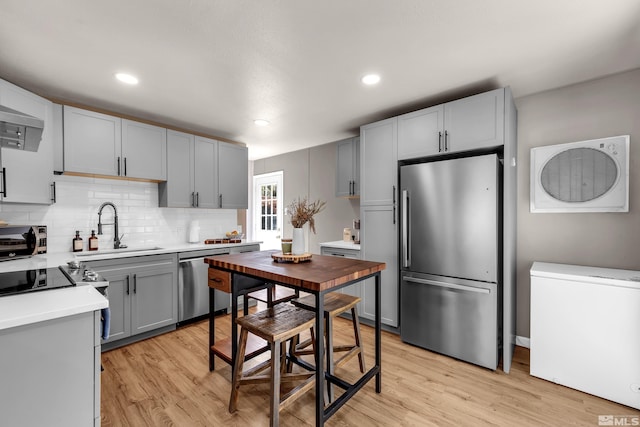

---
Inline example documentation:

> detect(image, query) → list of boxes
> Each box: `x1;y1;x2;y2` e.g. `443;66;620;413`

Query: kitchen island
205;250;385;427
0;285;107;427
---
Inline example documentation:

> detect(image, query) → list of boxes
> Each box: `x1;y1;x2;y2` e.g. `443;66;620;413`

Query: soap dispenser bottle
89;230;99;251
73;231;83;252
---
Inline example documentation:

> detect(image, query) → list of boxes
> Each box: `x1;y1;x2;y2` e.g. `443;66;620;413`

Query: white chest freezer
530;262;640;410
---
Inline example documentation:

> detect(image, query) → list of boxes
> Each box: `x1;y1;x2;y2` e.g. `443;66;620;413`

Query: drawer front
208;268;231;293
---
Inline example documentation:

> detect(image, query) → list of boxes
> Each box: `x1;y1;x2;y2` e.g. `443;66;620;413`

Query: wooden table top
204;250;386;292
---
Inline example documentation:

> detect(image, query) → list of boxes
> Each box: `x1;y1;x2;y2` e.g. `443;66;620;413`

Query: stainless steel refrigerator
400;153;501;370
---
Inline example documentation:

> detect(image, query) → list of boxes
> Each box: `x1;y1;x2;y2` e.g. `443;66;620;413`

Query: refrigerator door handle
402;189;410;268
402;276;491;294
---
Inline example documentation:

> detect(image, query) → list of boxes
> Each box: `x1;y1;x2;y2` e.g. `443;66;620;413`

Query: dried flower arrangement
287;197;326;233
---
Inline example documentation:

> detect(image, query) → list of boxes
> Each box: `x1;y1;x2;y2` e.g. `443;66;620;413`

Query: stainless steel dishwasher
178;248;231;324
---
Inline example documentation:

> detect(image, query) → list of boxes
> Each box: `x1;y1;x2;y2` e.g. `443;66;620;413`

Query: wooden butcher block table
205;250;385;427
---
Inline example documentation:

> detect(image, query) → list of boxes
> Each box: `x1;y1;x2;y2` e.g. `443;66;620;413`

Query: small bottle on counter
89;230;99;251
73;230;83;252
343;228;352;242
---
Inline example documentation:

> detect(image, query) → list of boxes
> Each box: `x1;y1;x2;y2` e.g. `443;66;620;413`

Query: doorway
253;171;283;250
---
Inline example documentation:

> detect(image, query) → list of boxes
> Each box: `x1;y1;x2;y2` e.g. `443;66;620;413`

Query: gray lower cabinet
86;254;178;346
0;311;101;426
320;246;362;312
360;205;398;328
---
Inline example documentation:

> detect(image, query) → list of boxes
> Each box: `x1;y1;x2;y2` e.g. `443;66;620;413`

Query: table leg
375;272;381;393
315;292;325;427
231;274;238;372
209;287;216;371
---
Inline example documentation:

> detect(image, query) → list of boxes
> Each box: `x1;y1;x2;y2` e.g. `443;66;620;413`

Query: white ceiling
1;1;639;160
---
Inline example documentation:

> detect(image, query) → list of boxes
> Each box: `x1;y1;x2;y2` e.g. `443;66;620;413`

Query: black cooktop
0;267;74;297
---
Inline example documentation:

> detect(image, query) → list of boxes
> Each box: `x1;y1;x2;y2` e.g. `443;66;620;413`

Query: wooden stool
229;304;316;427
291;293;365;402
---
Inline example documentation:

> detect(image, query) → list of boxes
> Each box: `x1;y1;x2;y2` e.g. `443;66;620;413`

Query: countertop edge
0;286;108;331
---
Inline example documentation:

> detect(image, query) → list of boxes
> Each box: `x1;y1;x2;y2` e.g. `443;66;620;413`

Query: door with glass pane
253;172;283;250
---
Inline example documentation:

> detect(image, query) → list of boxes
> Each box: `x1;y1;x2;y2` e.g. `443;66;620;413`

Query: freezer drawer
400;274;499;370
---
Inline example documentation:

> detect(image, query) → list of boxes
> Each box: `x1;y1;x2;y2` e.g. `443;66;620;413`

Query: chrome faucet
97;202;127;249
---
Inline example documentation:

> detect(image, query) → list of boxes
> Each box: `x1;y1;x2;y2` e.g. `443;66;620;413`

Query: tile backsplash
0;175;238;253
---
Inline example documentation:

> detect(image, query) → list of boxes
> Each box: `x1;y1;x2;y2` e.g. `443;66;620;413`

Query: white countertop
0;241;262;273
0;285;108;331
319;240;361;251
0;241;261;330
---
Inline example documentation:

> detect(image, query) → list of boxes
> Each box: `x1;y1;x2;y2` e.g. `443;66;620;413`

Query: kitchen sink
75;246;164;256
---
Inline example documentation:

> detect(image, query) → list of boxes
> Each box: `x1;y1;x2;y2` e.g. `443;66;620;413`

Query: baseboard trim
516;335;530;348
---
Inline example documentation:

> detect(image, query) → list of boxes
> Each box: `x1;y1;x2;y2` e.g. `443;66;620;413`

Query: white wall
515;68;640;337
0;174;238;253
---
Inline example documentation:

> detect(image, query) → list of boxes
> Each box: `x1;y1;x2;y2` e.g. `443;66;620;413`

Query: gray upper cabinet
397;105;443;160
444;88;505;152
160;130;194;208
121;119;167;180
360;117;397;206
160;133;248;209
0;78;54;204
63;106;167;180
218;141;248;209
194;136;219;208
336;137;360;198
63;106;122;176
397;88;505;160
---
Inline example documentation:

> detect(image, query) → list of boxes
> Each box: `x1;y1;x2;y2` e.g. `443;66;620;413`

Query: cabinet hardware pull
219;194;223;208
1;167;7;197
392;185;396;224
126;276;130;295
350;180;353;195
191;192;195;207
124;157;127;176
133;274;137;294
117;157;121;176
196;192;199;207
51;182;56;203
438;131;442;152
444;130;449;151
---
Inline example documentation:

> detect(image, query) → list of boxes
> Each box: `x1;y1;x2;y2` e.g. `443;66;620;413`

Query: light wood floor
100;311;638;426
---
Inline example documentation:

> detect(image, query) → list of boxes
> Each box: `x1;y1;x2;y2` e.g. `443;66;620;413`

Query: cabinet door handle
191;192;195;207
1;167;7;197
133;274;137;294
196;192;199;207
444;130;449;151
126;276;130;295
438;131;442;152
392;185;396;225
124;157;127;176
219;194;223;208
50;182;56;203
117;157;121;176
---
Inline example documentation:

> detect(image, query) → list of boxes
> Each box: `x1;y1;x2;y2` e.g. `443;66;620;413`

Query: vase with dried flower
287;197;326;255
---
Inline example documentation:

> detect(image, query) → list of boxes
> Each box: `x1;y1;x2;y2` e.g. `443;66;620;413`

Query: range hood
0;105;44;152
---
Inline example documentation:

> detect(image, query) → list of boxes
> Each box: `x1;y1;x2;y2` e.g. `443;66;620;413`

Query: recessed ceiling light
254;119;270;126
361;74;381;85
115;73;139;85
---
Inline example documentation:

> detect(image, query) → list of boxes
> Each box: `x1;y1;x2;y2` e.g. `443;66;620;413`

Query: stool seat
291;292;360;316
230;304;316;427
